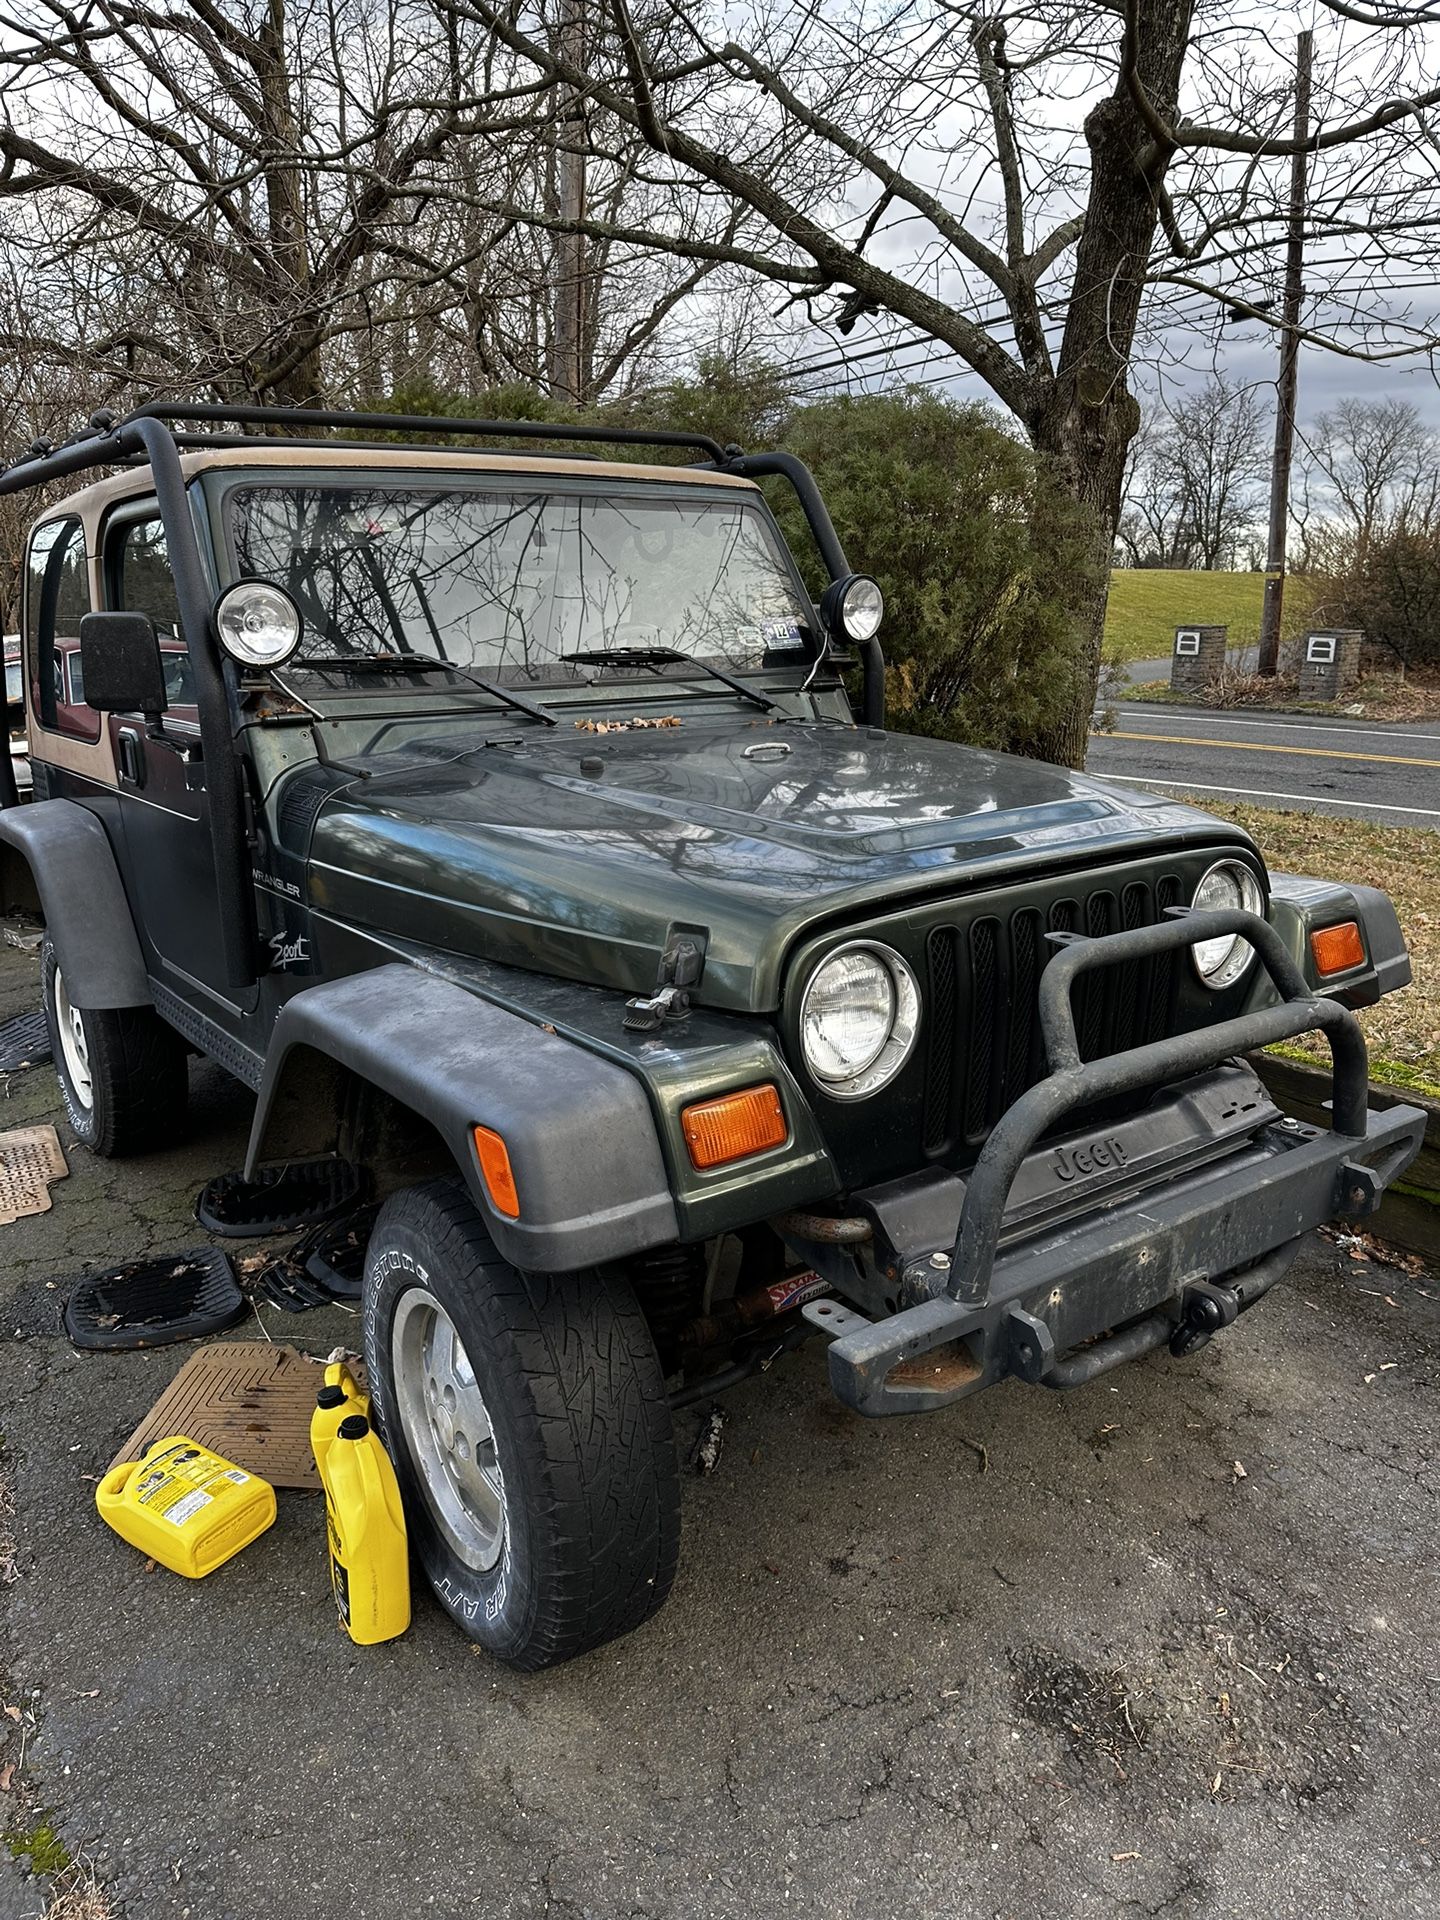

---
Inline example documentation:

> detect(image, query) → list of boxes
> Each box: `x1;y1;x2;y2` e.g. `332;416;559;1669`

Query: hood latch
624;930;706;1033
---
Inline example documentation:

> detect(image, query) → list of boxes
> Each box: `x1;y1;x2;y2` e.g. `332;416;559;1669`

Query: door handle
117;726;145;787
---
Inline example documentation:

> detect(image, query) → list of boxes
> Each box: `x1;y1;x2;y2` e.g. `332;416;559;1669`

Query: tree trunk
1023;0;1196;767
548;0;586;404
1027;388;1137;765
254;0;324;408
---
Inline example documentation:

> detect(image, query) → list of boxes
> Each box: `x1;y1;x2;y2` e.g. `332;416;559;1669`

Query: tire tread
42;939;188;1156
366;1177;679;1669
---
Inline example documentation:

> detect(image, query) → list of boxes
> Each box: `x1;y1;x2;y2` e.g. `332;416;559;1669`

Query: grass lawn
1171;795;1440;1095
1104;570;1319;666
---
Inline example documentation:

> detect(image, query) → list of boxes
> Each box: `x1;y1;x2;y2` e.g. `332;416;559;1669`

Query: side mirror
78;612;168;719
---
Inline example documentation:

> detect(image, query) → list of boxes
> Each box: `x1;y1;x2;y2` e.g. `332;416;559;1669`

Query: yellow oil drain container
315;1412;410;1645
96;1438;276;1578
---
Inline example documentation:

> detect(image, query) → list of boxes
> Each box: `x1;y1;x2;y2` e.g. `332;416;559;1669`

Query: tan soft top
42;444;757;541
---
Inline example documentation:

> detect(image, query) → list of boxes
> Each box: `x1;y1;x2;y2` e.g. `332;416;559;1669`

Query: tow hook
1169;1279;1240;1358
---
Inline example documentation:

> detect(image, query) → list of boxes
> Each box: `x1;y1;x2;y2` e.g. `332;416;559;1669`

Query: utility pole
1256;29;1313;676
550;0;587;407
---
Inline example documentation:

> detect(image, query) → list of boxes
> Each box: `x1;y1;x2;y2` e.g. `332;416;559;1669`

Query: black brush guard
816;907;1426;1415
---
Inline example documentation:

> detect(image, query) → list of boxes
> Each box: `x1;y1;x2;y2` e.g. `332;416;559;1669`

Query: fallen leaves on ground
1320;1226;1428;1276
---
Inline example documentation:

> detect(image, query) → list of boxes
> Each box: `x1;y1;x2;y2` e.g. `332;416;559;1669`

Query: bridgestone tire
363;1177;681;1670
41;937;188;1157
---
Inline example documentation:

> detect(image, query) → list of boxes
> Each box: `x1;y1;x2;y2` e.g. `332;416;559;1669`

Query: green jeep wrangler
0;404;1424;1669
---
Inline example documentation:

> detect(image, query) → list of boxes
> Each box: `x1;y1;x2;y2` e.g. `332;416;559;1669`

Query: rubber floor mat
110;1342;369;1489
295;1202;380;1300
65;1247;245;1350
0;1124;67;1225
242;1249;334;1314
0;1010;51;1073
195;1159;367;1238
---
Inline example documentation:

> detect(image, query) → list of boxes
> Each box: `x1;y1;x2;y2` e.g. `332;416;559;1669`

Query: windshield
226;483;814;679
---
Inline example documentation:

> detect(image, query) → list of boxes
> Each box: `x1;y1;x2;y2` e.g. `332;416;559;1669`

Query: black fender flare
246;964;680;1272
1267;871;1411;1004
0;799;151;1009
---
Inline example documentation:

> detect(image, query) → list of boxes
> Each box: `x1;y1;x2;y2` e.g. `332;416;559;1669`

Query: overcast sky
761;4;1440;437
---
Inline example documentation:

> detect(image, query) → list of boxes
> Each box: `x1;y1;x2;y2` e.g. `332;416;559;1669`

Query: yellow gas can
309;1359;368;1479
318;1414;410;1645
96;1438;276;1578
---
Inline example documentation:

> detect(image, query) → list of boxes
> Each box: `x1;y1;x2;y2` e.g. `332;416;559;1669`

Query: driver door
100;503;231;1003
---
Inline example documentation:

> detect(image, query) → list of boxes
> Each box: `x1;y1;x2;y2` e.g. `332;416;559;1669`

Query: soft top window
225;483;814;678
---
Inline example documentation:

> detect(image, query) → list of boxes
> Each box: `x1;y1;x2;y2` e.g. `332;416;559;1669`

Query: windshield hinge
624;930;706;1033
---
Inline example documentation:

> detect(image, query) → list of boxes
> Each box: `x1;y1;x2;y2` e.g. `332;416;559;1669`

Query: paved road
1089;702;1440;827
1;938;1438;1920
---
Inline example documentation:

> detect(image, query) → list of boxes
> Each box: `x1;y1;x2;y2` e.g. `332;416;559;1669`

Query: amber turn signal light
681;1084;788;1170
1310;921;1365;977
473;1124;521;1218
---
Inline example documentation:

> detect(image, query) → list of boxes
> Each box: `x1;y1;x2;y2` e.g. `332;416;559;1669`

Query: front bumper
795;907;1426;1416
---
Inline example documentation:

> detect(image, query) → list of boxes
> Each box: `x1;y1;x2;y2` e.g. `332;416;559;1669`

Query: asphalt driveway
1;934;1437;1920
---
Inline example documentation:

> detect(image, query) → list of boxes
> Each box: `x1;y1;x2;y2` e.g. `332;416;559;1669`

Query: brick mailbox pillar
1170;624;1227;694
1299;630;1362;700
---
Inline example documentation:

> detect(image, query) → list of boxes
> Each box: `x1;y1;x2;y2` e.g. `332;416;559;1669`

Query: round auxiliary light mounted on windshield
214;579;303;669
820;573;885;645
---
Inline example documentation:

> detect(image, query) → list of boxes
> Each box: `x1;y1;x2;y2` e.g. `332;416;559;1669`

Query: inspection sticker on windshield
759;618;805;650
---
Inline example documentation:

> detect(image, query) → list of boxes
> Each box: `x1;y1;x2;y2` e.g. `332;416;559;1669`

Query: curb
1113;691;1418;723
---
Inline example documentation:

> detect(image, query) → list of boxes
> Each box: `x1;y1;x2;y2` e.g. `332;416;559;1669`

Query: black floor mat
64;1248;246;1351
295;1202;380;1300
247;1255;335;1314
240;1203;380;1314
0;1010;51;1073
195;1159;367;1238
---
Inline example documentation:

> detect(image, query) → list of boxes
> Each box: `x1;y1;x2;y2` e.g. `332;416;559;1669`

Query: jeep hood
300;719;1253;1011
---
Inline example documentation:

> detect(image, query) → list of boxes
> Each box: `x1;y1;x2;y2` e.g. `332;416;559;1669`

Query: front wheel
362;1177;680;1669
41;938;188;1156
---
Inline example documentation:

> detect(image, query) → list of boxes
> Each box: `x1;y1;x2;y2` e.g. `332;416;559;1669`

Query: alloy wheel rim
53;968;93;1109
391;1287;507;1573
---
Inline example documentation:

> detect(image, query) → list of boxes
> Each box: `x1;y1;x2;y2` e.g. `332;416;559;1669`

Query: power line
773;249;1440;395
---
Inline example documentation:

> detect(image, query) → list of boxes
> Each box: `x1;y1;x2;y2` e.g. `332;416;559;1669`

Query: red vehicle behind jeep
5;633;195;800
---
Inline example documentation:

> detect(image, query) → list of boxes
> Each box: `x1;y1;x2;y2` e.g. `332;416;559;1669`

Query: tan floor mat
110;1341;368;1491
0;1124;68;1225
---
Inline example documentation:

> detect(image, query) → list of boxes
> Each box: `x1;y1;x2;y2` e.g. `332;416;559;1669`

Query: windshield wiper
561;646;777;713
300;653;556;726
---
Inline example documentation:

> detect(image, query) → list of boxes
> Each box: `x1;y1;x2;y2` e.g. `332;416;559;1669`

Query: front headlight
800;941;920;1099
1190;859;1265;987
